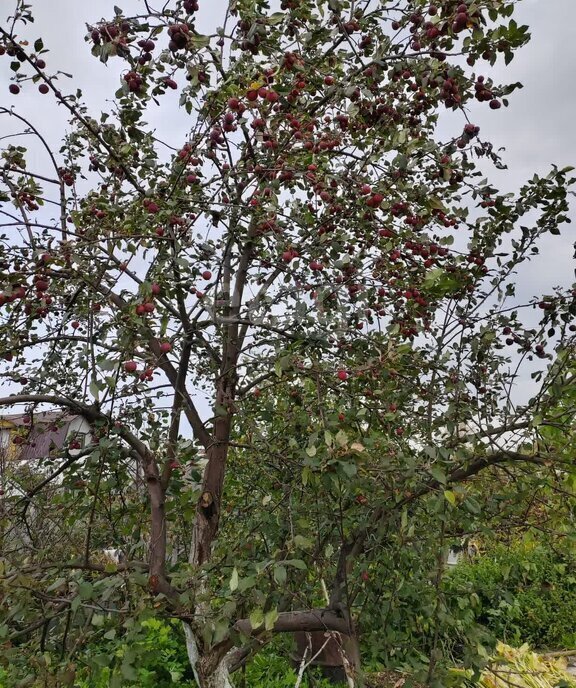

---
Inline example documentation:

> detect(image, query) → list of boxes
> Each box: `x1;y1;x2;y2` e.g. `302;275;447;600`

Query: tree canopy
0;0;574;686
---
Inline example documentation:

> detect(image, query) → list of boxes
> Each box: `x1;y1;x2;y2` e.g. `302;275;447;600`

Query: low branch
9;602;68;641
447;450;546;484
541;649;576;659
0;394;101;421
1;559;149;580
330;449;548;606
234;608;351;637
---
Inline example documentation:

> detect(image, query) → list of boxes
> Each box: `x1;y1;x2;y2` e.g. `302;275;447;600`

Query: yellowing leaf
264;608;279;631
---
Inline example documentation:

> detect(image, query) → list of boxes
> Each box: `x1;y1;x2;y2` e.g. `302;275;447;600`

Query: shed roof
0;412;80;461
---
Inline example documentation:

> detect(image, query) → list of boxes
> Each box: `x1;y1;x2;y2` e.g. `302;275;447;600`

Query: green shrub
0;622;342;688
77;625;335;688
74;618;194;688
446;542;576;649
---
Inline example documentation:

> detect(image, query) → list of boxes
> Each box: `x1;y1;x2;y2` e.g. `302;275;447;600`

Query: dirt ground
365;671;425;687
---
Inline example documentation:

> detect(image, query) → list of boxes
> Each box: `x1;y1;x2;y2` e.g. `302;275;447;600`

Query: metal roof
0;412;79;461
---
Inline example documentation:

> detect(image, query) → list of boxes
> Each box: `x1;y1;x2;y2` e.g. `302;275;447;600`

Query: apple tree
0;0;574;686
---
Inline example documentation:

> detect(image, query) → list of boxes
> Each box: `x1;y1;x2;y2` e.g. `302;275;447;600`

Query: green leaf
430;466;446;484
189;34;211;48
423;268;445;288
273;565;287;585
400;509;408;531
78;581;93;599
46;577;66;592
89;379;101;401
249;608;264;630
120;661;137;681
229;567;239;592
428;196;447;212
444;490;457;507
93;654;112;667
237;575;257;592
267;12;285;24
340;461;357;477
213;620;228;644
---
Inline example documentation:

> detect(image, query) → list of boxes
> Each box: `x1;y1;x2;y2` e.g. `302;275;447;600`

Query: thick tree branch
188;607;353;671
234;608;351;637
0;394;101;421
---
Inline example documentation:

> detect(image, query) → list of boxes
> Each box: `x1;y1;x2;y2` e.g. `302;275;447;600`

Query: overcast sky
1;0;574;410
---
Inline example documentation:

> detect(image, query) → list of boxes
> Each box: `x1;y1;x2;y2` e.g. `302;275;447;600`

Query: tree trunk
293;630;361;686
190;376;234;568
183;622;234;687
194;664;233;688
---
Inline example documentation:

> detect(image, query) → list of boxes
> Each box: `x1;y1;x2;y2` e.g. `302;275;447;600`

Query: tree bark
183;623;234;688
189;408;232;566
293;630;361;686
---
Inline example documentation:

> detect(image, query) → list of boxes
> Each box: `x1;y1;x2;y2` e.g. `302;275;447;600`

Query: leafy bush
74;618;194;688
446;542;576;649
75;625;336;688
